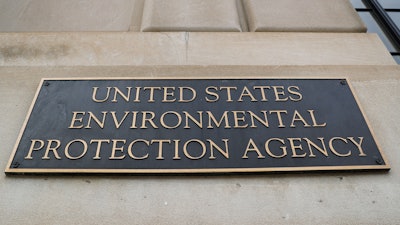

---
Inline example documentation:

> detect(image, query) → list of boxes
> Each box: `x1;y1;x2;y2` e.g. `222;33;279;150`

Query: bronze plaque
5;78;390;174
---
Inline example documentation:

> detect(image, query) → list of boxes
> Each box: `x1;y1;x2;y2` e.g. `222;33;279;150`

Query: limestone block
243;0;367;32
130;0;145;31
185;33;394;65
141;0;242;32
0;32;394;66
0;0;137;32
0;65;399;225
0;32;187;66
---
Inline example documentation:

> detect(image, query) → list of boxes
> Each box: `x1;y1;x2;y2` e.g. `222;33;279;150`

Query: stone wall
0;0;365;32
0;1;399;224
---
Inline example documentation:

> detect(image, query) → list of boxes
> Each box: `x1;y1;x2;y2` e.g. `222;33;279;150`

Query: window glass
392;55;400;64
377;0;400;9
350;0;367;9
388;12;400;28
358;12;398;52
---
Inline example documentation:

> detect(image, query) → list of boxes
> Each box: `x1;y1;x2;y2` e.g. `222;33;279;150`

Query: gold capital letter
127;139;149;160
265;138;287;158
308;110;327;127
151;139;171;160
329;137;351;157
90;139;110;159
109;139;126;160
269;110;287;128
69;111;85;129
288;138;306;158
179;87;196;102
183;139;207;160
42;139;62;160
25;139;45;159
348;137;367;156
92;87;111;103
208;139;229;159
242;138;265;159
65;139;88;160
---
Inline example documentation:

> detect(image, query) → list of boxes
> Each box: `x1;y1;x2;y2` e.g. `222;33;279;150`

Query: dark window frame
354;0;400;62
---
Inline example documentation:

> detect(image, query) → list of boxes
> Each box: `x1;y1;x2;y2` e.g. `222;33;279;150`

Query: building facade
0;0;399;224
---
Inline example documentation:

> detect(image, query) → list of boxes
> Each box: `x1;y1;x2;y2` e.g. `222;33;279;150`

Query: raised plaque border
5;77;390;174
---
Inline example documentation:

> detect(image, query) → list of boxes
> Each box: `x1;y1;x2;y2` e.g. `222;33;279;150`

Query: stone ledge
1;65;399;80
0;32;395;66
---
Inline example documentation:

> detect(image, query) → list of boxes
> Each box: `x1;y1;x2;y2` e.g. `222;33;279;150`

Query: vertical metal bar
363;0;400;50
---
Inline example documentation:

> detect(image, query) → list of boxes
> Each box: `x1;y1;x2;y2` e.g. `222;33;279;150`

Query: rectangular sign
5;78;390;174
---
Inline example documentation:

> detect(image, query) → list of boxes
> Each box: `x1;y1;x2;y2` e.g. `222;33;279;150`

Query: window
351;0;400;63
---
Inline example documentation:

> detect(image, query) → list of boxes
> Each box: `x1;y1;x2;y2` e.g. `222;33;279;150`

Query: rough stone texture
243;0;367;32
140;0;242;32
0;0;137;32
0;32;395;66
0;65;399;225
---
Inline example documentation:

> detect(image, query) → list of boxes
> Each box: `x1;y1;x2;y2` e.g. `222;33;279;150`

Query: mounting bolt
375;159;383;165
12;162;20;168
340;80;347;85
44;82;50;86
